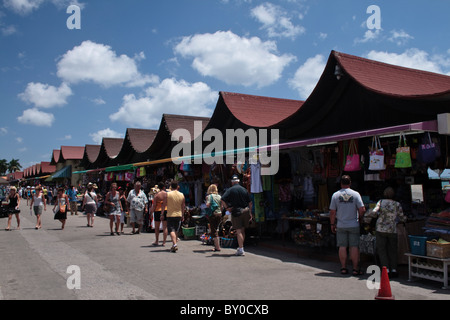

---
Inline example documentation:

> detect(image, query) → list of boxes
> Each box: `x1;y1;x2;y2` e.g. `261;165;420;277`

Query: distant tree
0;159;7;175
8;159;22;173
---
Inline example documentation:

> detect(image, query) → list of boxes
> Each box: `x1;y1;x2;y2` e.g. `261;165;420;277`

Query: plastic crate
182;227;196;240
409;235;428;256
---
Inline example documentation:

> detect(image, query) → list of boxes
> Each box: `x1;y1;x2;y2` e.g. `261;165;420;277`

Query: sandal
352;269;364;276
213;248;221;252
340;268;349;275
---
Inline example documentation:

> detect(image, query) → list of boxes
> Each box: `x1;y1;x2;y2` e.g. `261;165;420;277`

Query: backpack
206;194;219;216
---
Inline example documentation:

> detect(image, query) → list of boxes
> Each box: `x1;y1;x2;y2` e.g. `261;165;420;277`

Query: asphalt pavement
0;200;449;302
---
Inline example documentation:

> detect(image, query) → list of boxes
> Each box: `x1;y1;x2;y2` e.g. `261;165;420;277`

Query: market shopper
66;185;78;215
150;182;168;246
329;175;366;275
127;181;148;234
30;185;47;230
162;181;185;253
364;187;407;278
82;183;98;227
5;186;20;231
105;183;123;235
205;184;224;252
221;175;252;256
119;188;127;234
53;187;69;230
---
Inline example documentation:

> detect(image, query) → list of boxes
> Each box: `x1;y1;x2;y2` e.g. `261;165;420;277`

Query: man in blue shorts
329;175;366;276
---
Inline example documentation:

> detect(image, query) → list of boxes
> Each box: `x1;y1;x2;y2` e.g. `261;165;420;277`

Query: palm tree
8;159;22;173
0;159;7;175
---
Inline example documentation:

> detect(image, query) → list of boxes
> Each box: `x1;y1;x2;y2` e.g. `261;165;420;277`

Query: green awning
105;164;135;172
51;165;72;179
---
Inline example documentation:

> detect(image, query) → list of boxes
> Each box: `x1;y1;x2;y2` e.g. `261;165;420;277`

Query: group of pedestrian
4;173;406;270
330;175;406;278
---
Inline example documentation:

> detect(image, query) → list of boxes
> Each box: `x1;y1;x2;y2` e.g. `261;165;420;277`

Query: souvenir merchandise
418;133;437;164
344;140;361;172
395;133;412;168
369;136;385;171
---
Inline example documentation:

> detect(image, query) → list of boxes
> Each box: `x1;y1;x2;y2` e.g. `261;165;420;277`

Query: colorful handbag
418;133;437;164
395;133;412;168
369;136;385;171
344;140;361;172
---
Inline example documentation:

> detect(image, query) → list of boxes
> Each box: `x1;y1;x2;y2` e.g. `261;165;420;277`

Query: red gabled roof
164;114;210;142
40;162;56;174
59;146;85;162
220;92;304;127
50;149;61;165
335;51;450;98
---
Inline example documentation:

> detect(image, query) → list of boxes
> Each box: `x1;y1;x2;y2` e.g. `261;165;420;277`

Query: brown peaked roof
335;51;450;99
127;128;158;153
137;114;210;162
89;138;124;168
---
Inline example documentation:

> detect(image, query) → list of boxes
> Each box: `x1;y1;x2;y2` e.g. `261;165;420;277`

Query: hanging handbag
395;133;412;168
418;132;437;164
369;136;385;171
344;140;361;172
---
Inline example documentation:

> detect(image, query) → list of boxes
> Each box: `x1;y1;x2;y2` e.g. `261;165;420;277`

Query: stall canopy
50;165;72;179
275;50;450;141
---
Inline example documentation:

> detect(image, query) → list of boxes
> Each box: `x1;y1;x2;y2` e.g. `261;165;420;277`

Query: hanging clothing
251;162;263;193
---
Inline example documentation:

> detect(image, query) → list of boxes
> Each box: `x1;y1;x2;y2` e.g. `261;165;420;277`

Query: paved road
0;200;449;302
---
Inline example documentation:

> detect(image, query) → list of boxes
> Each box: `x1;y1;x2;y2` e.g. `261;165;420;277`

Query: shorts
166;217;181;233
231;208;251;230
85;203;97;214
154;210;167;222
130;209;144;224
33;206;43;216
336;227;360;248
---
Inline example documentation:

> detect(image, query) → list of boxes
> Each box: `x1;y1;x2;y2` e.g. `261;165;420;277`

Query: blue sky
1;0;449;171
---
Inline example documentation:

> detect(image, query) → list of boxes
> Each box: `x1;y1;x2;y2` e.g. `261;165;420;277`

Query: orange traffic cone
375;266;395;300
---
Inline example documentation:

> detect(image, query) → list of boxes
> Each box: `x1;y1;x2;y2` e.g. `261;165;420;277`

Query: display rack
405;253;450;289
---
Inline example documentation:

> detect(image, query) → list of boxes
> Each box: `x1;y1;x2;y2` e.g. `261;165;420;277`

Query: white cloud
19;82;72;108
17;108;55;127
354;29;382;44
288;54;326;99
89;128;123;145
110;78;217;128
0;127;7;135
56;40;158;88
251;2;305;39
92;98;106;105
15;137;23;143
2;25;17;36
366;48;450;75
388;30;414;46
174;30;295;88
3;0;44;15
3;0;84;15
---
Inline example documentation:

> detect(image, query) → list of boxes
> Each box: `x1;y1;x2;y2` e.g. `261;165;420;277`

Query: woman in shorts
105;183;122;236
5;186;20;231
82;183;98;227
30;185;46;230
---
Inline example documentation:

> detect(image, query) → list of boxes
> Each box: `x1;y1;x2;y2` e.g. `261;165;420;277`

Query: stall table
405;253;450;289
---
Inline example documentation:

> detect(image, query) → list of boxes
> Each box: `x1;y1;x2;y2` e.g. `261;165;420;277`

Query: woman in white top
82;183;98;227
30;185;46;230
